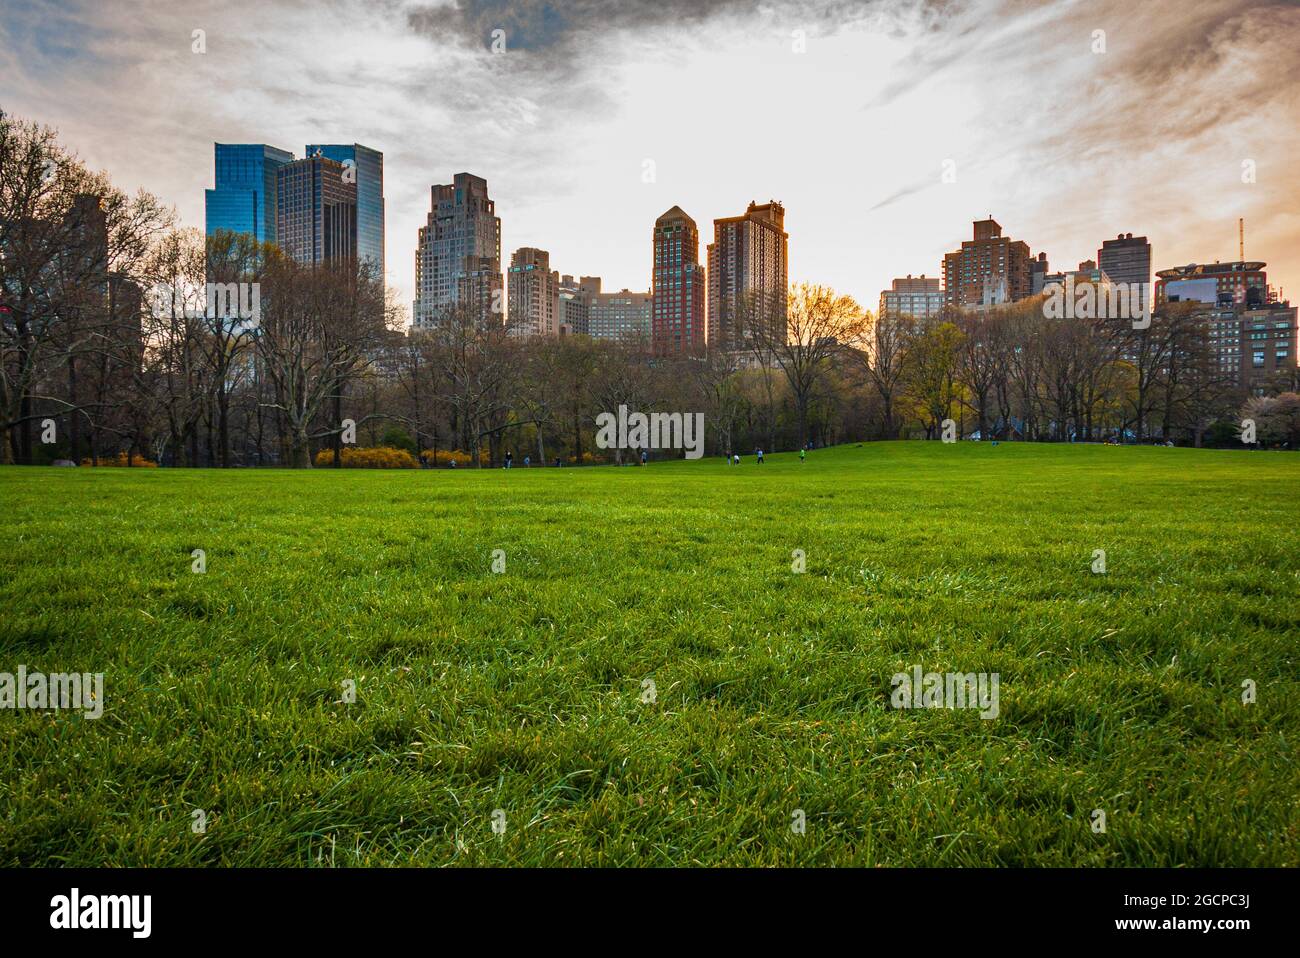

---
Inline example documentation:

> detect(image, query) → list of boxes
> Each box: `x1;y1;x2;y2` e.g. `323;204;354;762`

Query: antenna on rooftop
1239;217;1244;262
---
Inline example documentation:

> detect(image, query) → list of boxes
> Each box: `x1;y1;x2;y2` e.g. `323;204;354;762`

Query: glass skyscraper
205;144;295;245
305;143;384;276
276;155;357;265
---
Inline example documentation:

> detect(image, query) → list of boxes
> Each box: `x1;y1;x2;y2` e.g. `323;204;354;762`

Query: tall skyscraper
1097;233;1151;293
415;173;501;327
943;218;1036;308
205;143;294;245
707;201;788;351
652;206;706;354
305;143;385;276
879;275;943;321
275;155;357;265
507;247;560;336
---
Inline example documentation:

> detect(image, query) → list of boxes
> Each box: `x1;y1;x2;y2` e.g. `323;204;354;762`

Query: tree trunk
219;387;230;467
573;401;583;464
332;390;342;467
18;392;32;464
68;357;80;462
290;429;312;468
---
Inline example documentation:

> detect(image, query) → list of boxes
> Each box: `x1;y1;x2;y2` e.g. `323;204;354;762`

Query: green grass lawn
1;441;1297;866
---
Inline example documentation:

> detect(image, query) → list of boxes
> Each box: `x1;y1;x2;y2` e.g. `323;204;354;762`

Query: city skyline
3;0;1297;323
5;0;1300;894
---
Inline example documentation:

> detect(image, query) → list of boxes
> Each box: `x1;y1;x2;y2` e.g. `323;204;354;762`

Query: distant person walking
733;453;741;465
505;451;513;469
524;455;530;467
641;449;648;466
555;457;562;468
799;447;805;463
756;447;764;465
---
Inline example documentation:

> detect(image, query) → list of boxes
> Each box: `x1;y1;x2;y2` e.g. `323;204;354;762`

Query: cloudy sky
3;0;1298;319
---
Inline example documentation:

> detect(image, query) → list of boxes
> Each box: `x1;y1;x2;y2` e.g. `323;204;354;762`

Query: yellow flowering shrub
82;452;159;467
313;446;419;468
420;448;490;467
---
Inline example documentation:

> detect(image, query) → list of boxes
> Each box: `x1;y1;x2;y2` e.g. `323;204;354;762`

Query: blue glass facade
305;143;384;276
205;144;294;245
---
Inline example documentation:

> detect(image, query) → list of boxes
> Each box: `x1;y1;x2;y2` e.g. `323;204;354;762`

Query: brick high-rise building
652;206;706;354
507;247;560;337
1183;300;1295;394
878;274;943;321
707;200;788;350
1239;303;1297;392
275;154;357;265
942;218;1035;308
1098;232;1151;292
415;173;501;327
1156;259;1293;393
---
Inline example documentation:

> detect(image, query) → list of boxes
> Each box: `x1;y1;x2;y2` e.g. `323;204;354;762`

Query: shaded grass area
0;441;1297;866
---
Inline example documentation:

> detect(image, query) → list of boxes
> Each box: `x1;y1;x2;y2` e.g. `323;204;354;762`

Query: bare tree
256;254;387;467
955;308;1004;440
420;300;523;466
140;227;208;465
746;281;868;450
1;113;102;463
688;347;745;456
518;336;566;464
589;336;655;465
862;310;915;439
552;334;600;464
